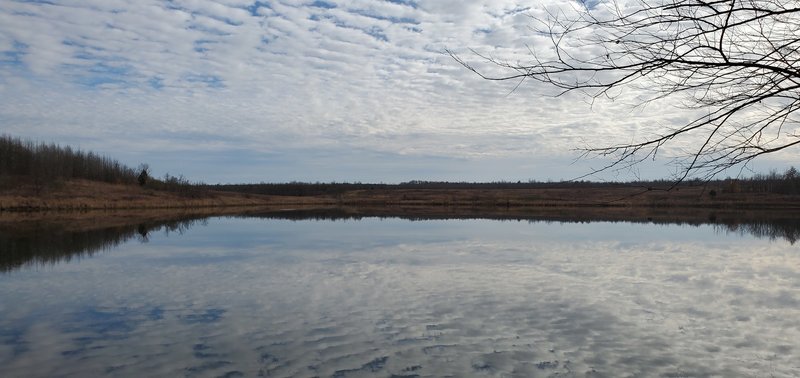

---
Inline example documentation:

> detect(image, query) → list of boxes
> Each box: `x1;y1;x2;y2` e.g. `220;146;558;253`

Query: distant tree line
721;167;800;195
0;134;138;189
204;180;634;197
206;171;800;197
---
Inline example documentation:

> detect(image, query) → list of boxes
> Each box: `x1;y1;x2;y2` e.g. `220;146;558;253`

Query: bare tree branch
449;0;800;182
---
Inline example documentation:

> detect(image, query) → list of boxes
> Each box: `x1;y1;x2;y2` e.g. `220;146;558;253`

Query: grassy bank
0;179;333;211
4;179;800;213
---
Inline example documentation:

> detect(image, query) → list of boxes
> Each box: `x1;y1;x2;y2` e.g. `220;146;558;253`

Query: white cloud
0;0;795;182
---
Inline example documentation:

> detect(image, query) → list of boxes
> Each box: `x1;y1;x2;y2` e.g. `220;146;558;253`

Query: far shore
3;180;799;258
2;202;798;252
0;179;332;212
2;179;800;222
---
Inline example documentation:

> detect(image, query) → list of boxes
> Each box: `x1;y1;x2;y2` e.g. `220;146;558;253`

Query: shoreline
3;179;800;214
2;205;797;259
0;179;333;212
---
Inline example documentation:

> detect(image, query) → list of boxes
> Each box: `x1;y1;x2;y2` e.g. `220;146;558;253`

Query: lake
1;213;799;377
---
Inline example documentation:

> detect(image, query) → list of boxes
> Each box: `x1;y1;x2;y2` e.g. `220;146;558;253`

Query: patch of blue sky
364;26;388;42
58;40;138;88
64;39;134;68
581;0;601;10
385;0;418;9
64;44;107;62
148;77;164;90
310;13;347;28
310;13;389;43
310;1;337;9
10;0;56;5
187;24;232;37
73;75;128;88
193;39;217;53
71;62;134;88
8;8;41;17
0;41;27;67
244;1;271;17
162;1;242;26
163;0;183;11
350;9;418;25
87;62;129;75
494;5;531;17
184;74;224;88
255;36;278;53
204;13;244;27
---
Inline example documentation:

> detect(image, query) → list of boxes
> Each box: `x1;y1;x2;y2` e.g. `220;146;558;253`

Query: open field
0;179;333;211
333;185;800;210
3;179;800;213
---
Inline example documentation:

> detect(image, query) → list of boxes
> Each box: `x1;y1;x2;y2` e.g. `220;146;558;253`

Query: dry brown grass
3;180;799;214
335;186;800;210
0;179;333;211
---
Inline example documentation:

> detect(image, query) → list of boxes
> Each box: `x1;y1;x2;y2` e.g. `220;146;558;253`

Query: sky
0;0;796;183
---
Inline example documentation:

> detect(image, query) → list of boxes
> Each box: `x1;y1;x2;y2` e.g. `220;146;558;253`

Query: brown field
2;179;800;216
0;179;333;212
2;180;798;249
334;185;800;210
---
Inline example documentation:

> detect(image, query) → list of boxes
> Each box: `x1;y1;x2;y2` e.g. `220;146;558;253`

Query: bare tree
450;0;800;183
137;163;150;186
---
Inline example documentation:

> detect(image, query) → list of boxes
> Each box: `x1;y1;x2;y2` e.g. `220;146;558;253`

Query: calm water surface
1;216;799;377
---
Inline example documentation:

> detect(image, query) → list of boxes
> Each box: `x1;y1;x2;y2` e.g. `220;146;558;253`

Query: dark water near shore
1;214;799;377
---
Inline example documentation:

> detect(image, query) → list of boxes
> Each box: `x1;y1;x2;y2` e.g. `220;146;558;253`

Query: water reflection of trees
716;220;800;245
1;209;797;273
0;216;206;272
244;209;800;245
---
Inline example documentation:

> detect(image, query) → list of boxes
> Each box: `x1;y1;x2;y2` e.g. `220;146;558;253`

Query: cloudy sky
0;0;793;183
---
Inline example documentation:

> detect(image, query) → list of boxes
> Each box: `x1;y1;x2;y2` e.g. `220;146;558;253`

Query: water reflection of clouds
1;219;799;377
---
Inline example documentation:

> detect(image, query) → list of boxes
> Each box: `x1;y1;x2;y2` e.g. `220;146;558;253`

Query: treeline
204;180;636;197
721;167;800;195
146;173;209;198
0;135;206;196
206;170;800;197
0;134;138;188
202;179;708;197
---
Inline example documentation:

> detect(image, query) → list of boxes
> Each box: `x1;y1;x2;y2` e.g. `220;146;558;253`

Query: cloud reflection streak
0;216;798;377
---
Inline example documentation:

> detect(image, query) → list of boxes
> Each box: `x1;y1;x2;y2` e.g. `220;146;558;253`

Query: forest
0;134;201;195
0;134;138;188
